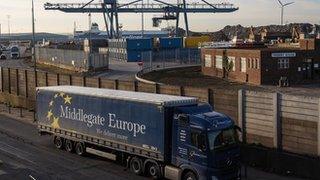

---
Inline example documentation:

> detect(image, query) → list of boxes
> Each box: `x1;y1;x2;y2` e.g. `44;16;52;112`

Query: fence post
133;81;138;92
0;67;3;92
69;75;73;86
8;68;11;94
155;83;160;94
114;79;119;90
45;72;48;86
180;86;185;96
83;76;86;87
238;89;246;143
16;69;19;96
318;98;320;156
208;88;214;109
25;70;28;98
57;73;60;86
273;92;281;150
98;78;101;88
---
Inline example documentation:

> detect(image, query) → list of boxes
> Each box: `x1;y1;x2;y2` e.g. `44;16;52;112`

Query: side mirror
235;125;242;133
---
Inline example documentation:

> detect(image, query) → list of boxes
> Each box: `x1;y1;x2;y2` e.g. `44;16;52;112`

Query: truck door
188;128;208;168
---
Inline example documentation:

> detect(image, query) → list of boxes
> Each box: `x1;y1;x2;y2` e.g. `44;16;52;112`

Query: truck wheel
75;142;86;156
146;163;161;179
183;171;197;180
130;157;143;175
65;139;74;153
54;136;64;149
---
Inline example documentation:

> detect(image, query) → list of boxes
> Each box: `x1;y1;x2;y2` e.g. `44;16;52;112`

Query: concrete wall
0;67;319;158
36;47;108;72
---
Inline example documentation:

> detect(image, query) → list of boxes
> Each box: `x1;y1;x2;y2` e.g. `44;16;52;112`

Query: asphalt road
96;60;142;80
0;114;306;180
0;115;147;180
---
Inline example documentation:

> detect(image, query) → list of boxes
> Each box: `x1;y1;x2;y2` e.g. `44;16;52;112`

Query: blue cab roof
177;104;234;131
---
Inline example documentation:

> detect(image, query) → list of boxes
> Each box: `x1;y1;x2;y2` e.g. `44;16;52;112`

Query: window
208;128;238;151
255;59;259;69
228;56;236;71
240;58;247;72
191;130;207;152
215;55;223;69
248;58;252;69
204;55;212;67
278;58;290;69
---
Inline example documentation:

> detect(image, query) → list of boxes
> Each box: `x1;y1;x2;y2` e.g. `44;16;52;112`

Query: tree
222;49;234;79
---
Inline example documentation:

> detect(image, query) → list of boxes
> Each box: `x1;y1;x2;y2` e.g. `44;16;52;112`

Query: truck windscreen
208;128;238;151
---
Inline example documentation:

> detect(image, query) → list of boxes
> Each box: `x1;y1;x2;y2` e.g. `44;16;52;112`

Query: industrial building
201;38;320;85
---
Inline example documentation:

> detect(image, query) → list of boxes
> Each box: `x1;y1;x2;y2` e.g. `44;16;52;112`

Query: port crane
44;0;238;38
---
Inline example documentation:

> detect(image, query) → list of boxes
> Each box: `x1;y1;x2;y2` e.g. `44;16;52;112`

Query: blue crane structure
44;0;238;38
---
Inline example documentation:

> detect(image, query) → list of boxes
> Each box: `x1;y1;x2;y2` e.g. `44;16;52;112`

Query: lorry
37;86;241;180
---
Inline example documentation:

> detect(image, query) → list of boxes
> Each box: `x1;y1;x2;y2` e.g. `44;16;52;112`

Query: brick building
201;39;320;85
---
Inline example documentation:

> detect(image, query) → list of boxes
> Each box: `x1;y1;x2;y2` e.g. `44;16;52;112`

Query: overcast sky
0;0;319;34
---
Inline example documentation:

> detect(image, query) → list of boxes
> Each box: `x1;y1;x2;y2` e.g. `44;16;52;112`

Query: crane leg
182;0;189;36
175;12;180;36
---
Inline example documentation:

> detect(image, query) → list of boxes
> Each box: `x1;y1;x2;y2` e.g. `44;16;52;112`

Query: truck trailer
37;86;241;180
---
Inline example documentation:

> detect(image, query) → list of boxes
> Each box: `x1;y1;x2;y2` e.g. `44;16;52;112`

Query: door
303;59;314;79
188;129;208;167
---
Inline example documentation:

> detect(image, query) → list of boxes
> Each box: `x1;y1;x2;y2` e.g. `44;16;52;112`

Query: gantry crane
44;0;238;38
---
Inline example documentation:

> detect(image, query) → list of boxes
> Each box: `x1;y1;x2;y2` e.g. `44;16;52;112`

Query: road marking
29;175;36;180
0;142;37;166
0;170;7;175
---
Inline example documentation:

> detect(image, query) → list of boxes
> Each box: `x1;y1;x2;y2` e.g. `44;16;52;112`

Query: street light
32;0;37;87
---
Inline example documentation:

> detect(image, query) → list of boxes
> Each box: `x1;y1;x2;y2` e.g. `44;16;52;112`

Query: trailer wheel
183;171;197;180
146;163;161;179
130;157;143;175
53;136;64;149
75;142;86;156
65;139;74;153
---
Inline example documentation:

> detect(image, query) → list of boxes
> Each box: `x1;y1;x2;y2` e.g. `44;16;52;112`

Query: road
96;60;141;80
0;114;305;180
0;115;147;180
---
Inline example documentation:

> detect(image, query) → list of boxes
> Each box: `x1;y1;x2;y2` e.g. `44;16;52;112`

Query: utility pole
7;15;11;41
141;0;145;37
32;0;37;87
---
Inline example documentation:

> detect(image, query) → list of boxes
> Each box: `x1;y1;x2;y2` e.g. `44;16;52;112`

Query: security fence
141;48;201;71
36;47;109;72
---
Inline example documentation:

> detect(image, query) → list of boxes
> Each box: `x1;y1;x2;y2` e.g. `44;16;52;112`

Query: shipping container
159;37;183;49
184;36;211;48
108;38;153;51
37;86;241;180
126;38;153;51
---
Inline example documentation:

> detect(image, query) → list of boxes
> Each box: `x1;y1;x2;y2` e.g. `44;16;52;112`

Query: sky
0;0;319;34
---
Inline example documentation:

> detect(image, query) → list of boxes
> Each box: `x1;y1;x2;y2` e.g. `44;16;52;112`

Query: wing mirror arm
235;125;242;133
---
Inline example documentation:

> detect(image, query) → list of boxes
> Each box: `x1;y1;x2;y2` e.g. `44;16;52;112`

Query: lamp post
32;0;37;87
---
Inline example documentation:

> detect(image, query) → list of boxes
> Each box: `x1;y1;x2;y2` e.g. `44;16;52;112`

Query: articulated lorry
37;86;240;180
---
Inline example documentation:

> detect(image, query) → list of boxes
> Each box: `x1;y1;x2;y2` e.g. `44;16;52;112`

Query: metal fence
36;47;109;72
141;48;201;72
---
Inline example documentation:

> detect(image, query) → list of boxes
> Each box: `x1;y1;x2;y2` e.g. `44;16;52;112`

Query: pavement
96;60;142;80
0;111;307;180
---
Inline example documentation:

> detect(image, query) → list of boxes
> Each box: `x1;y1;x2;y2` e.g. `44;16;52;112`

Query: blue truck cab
37;86;240;180
170;105;241;180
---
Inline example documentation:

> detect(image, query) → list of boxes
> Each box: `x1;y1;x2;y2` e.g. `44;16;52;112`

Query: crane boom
44;0;239;37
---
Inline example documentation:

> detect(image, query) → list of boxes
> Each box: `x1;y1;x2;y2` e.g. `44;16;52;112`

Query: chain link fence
140;48;201;73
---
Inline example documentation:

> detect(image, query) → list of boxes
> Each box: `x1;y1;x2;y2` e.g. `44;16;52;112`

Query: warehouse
201;39;320;85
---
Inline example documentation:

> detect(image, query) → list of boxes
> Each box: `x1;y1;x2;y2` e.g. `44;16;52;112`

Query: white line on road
0;142;37;166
